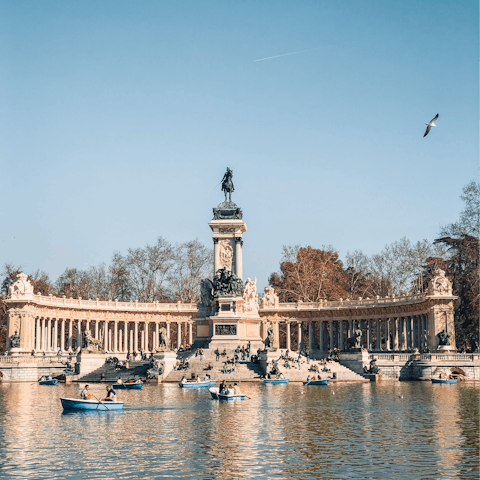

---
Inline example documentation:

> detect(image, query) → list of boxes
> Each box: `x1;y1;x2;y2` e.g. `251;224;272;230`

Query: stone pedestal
77;352;106;377
338;350;370;376
434;345;457;354
259;350;279;375
153;350;177;381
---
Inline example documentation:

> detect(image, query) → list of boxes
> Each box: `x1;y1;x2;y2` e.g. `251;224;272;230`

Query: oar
92;393;110;411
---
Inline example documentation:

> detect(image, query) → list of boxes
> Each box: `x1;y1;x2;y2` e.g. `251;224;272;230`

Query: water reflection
0;382;477;479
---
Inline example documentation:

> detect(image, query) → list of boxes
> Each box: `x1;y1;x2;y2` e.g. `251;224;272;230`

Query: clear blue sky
1;1;478;292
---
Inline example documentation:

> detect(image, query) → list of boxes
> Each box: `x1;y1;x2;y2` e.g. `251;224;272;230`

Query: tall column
95;321;99;340
47;318;52;351
367;319;372;350
309;323;315;352
376;319;381;351
402;317;407;350
417;316;422;350
235;237;243;279
77;320;82;351
319;322;323;351
108;328;112;352
39;318;45;350
213;238;220;275
35;318;41;351
53;318;58;352
141;330;145;352
129;329;134;353
124;321;128;352
348;320;353;339
60;319;65;352
103;321;108;352
329;320;334;351
297;323;302;352
286;322;291;350
134;322;139;353
166;323;171;341
385;318;390;351
114;321;118;353
188;322;193;346
393;318;399;350
407;317;412;349
177;322;182;348
68;319;73;351
339;321;344;351
421;315;426;350
155;322;159;350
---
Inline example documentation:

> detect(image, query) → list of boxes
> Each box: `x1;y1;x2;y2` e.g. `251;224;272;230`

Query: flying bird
423;114;439;138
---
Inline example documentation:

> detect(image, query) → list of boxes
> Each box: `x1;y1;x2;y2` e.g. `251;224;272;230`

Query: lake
0;381;478;479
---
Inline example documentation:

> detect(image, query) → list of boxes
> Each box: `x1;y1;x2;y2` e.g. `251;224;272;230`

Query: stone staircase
77;361;150;383
266;350;368;382
164;349;265;383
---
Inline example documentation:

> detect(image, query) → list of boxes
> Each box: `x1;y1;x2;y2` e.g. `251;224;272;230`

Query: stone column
402;317;407;350
407;316;412;349
114;321;118;353
134;322;139;353
286;322;291;351
68;319;73;351
297;323;302;352
385;318;390;351
339;321;344;351
77;320;82;351
177;322;182;348
393;318;399;350
188;322;193;346
348;320;353;339
376;319;381;351
309;323;315;352
95;321;99;340
103;321;108;352
129;329;134;353
318;322;323;352
46;318;51;351
367;319;372;351
35;318;41;351
60;319;65;352
213;238;220;275
329;320;334;351
108;328;112;352
235;237;243;280
53;318;58;352
124;321;128;352
417;316;422;350
140;330;144;352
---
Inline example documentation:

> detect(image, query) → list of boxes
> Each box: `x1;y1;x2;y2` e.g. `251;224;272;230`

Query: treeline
1;237;213;303
270;181;479;349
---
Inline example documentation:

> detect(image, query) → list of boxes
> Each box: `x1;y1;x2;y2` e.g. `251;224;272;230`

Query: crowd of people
218;380;242;396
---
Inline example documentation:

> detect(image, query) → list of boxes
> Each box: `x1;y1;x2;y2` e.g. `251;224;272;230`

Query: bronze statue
221;168;234;203
264;326;275;350
437;330;450;346
9;331;20;349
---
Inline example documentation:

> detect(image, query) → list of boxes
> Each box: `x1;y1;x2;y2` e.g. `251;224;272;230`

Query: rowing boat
208;387;245;400
179;380;216;389
39;379;58;386
60;397;124;411
303;379;329;386
114;382;143;390
431;378;457;384
263;379;289;384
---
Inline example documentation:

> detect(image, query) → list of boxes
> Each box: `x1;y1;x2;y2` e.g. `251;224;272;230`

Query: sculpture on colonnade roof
8;273;34;299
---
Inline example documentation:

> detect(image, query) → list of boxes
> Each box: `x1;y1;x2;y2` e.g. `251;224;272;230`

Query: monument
195;168;264;350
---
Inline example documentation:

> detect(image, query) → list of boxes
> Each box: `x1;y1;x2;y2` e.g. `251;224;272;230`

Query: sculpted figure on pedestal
212;268;243;297
437;330;450;346
264;325;275;350
221;167;234;203
354;327;363;349
199;279;214;307
9;331;20;349
242;278;259;313
82;331;104;353
219;240;234;270
261;286;279;309
158;327;171;350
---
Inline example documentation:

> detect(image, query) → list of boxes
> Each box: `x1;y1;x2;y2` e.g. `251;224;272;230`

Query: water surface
0;381;477;479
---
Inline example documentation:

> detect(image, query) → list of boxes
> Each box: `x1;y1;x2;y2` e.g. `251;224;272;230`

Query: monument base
77;352;106;377
153;351;177;381
434;345;457;353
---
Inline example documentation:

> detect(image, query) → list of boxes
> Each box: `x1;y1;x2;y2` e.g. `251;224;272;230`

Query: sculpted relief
428;269;453;296
8;273;34;299
219;239;234;270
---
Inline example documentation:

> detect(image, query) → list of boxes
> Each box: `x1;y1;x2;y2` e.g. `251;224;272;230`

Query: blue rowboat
39;379;58;386
264;379;289;384
179;380;216;389
303;379;329;386
431;378;457;384
114;382;143;390
209;387;245;400
60;397;124;411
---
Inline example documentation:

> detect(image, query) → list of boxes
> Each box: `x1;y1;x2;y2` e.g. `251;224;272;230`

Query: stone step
78;361;151;383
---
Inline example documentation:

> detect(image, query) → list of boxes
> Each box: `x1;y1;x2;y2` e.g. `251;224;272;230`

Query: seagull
423;114;439;137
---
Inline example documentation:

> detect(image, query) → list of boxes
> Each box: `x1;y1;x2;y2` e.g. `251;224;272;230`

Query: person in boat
103;385;117;402
197;376;202;383
39;376;46;382
219;380;227;393
181;376;187;384
233;383;241;395
117;377;123;384
306;375;312;383
204;374;210;382
47;375;52;381
80;385;94;400
279;372;285;379
226;384;235;396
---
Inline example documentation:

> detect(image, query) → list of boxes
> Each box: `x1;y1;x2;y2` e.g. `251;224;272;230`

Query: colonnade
277;314;430;352
31;318;194;354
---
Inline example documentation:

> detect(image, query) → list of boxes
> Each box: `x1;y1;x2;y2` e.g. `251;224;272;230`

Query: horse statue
221;168;234;203
158;327;171;350
82;331;104;353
